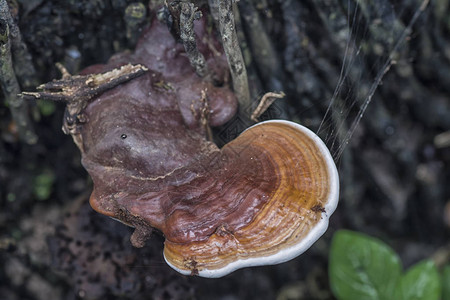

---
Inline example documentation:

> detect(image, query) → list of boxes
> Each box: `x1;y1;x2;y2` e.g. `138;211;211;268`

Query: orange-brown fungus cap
162;120;339;277
58;17;338;277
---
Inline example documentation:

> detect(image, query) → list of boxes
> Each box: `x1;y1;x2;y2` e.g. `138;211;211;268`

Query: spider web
317;0;430;161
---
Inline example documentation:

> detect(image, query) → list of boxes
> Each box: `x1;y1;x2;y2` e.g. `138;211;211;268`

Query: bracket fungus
23;15;339;277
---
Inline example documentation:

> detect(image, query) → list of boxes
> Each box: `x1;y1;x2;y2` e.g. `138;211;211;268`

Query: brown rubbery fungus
24;15;339;277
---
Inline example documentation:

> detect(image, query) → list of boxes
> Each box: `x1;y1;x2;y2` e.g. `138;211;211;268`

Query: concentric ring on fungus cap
163;120;339;278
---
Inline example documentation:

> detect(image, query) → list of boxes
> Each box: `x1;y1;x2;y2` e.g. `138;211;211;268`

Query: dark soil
1;1;449;299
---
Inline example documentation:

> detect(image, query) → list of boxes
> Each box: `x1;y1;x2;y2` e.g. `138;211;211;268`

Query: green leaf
394;260;441;300
443;265;450;300
329;230;402;300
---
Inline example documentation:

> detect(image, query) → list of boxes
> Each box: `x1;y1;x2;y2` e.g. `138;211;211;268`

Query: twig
199;89;213;141
165;1;182;39
239;1;283;90
434;131;450;149
0;0;36;89
179;2;208;77
0;18;37;144
251;91;285;122
21;63;148;145
215;0;250;115
190;89;213;141
208;0;220;23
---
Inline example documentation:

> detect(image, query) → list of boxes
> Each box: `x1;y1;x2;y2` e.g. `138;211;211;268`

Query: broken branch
251;91;285;122
21;63;148;137
179;2;208;77
215;0;250;115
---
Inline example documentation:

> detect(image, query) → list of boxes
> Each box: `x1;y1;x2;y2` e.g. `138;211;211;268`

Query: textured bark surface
1;0;449;299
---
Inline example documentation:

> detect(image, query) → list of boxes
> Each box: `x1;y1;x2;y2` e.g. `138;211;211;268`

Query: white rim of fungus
164;119;340;278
